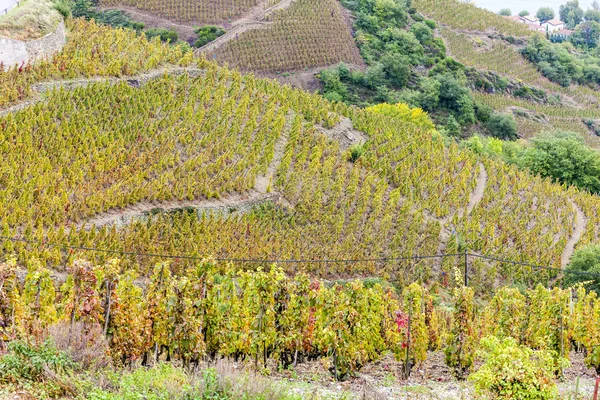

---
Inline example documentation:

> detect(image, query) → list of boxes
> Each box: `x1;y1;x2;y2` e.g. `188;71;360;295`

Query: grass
0;0;62;40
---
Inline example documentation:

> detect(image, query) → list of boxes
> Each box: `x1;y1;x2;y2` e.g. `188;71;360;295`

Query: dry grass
0;0;62;40
46;322;112;371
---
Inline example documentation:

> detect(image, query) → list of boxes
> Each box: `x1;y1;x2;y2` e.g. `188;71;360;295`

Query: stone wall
0;19;66;69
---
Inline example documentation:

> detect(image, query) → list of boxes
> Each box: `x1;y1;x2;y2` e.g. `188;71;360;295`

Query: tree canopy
521;131;600;194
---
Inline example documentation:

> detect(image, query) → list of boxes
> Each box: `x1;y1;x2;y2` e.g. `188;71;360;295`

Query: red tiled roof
545;19;564;26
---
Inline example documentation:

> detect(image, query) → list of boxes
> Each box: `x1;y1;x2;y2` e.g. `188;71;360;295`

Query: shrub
145;28;178;43
499;8;512;16
194;25;226;48
470;336;565;400
0;340;77;398
565;245;600;295
521;131;600;194
348;144;364;162
53;0;71;18
486;113;517;140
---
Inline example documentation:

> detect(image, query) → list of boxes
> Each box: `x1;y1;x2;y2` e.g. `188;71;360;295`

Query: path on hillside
0;67;204;117
255;112;293;199
561;200;587;268
197;21;271;53
466;163;488;216
435;163;488;267
196;0;295;54
78;192;278;229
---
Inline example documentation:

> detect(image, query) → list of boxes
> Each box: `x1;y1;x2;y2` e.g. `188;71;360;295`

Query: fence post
404;299;412;379
464;251;469;287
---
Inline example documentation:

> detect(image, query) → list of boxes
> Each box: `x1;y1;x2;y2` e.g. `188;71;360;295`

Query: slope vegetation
0;19;598;293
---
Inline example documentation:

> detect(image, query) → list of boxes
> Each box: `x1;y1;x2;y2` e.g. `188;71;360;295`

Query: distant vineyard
209;0;363;72
97;0;260;23
413;0;532;37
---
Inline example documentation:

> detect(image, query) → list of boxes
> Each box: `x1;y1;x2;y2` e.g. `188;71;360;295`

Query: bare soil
561;200;587;268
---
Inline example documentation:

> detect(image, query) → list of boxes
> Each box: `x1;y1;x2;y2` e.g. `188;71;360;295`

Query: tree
381;53;411;87
410;21;433;44
485;113;517;140
521;131;600;193
585;8;600;23
519;10;530;17
499;8;512;16
536;7;555;23
560;0;584;28
565;245;600;294
571;20;600;48
593;0;600;10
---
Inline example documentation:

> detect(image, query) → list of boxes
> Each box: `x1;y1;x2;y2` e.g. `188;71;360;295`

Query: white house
521;15;540;25
542;19;566;32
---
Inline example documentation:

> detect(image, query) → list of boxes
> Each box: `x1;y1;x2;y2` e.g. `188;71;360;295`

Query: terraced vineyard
98;0;260;23
413;0;532;37
1;15;600;398
209;0;363;72
0;18;596;291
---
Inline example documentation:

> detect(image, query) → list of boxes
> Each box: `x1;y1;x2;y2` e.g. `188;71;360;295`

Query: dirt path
78;192;278;230
561;200;587;268
101;6;198;42
196;0;295;54
255;112;293;196
0;67;204;117
197;21;271;53
466;163;487;216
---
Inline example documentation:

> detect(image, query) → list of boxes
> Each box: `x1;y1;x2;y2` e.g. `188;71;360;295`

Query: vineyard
0;258;598;393
97;0;260;24
1;14;600;398
208;0;363;72
0;19;598;289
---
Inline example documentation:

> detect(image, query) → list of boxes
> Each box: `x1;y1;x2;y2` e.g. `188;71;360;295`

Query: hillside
0;7;599;400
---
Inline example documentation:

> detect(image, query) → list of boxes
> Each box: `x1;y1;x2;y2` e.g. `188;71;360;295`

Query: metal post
404;299;412;379
464;251;468;287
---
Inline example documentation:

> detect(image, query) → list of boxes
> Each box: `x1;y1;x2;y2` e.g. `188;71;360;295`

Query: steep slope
1;19;598;294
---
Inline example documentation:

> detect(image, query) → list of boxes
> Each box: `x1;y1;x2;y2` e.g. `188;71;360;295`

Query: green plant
470;336;566;400
0;340;77;398
565;245;600;294
194;25;226;48
53;0;72;18
348;144;364;162
445;286;476;380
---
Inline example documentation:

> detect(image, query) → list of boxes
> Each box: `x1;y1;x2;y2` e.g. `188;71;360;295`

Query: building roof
554;28;573;36
522;15;540;23
545;19;565;26
506;15;522;22
527;23;545;32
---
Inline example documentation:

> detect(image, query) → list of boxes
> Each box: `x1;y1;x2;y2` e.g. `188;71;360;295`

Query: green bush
348;144;365;162
470;336;565;400
194;25;226;48
0;340;77;398
521;131;600;194
565;245;600;294
486;113;517;140
53;0;71;18
145;28;178;43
